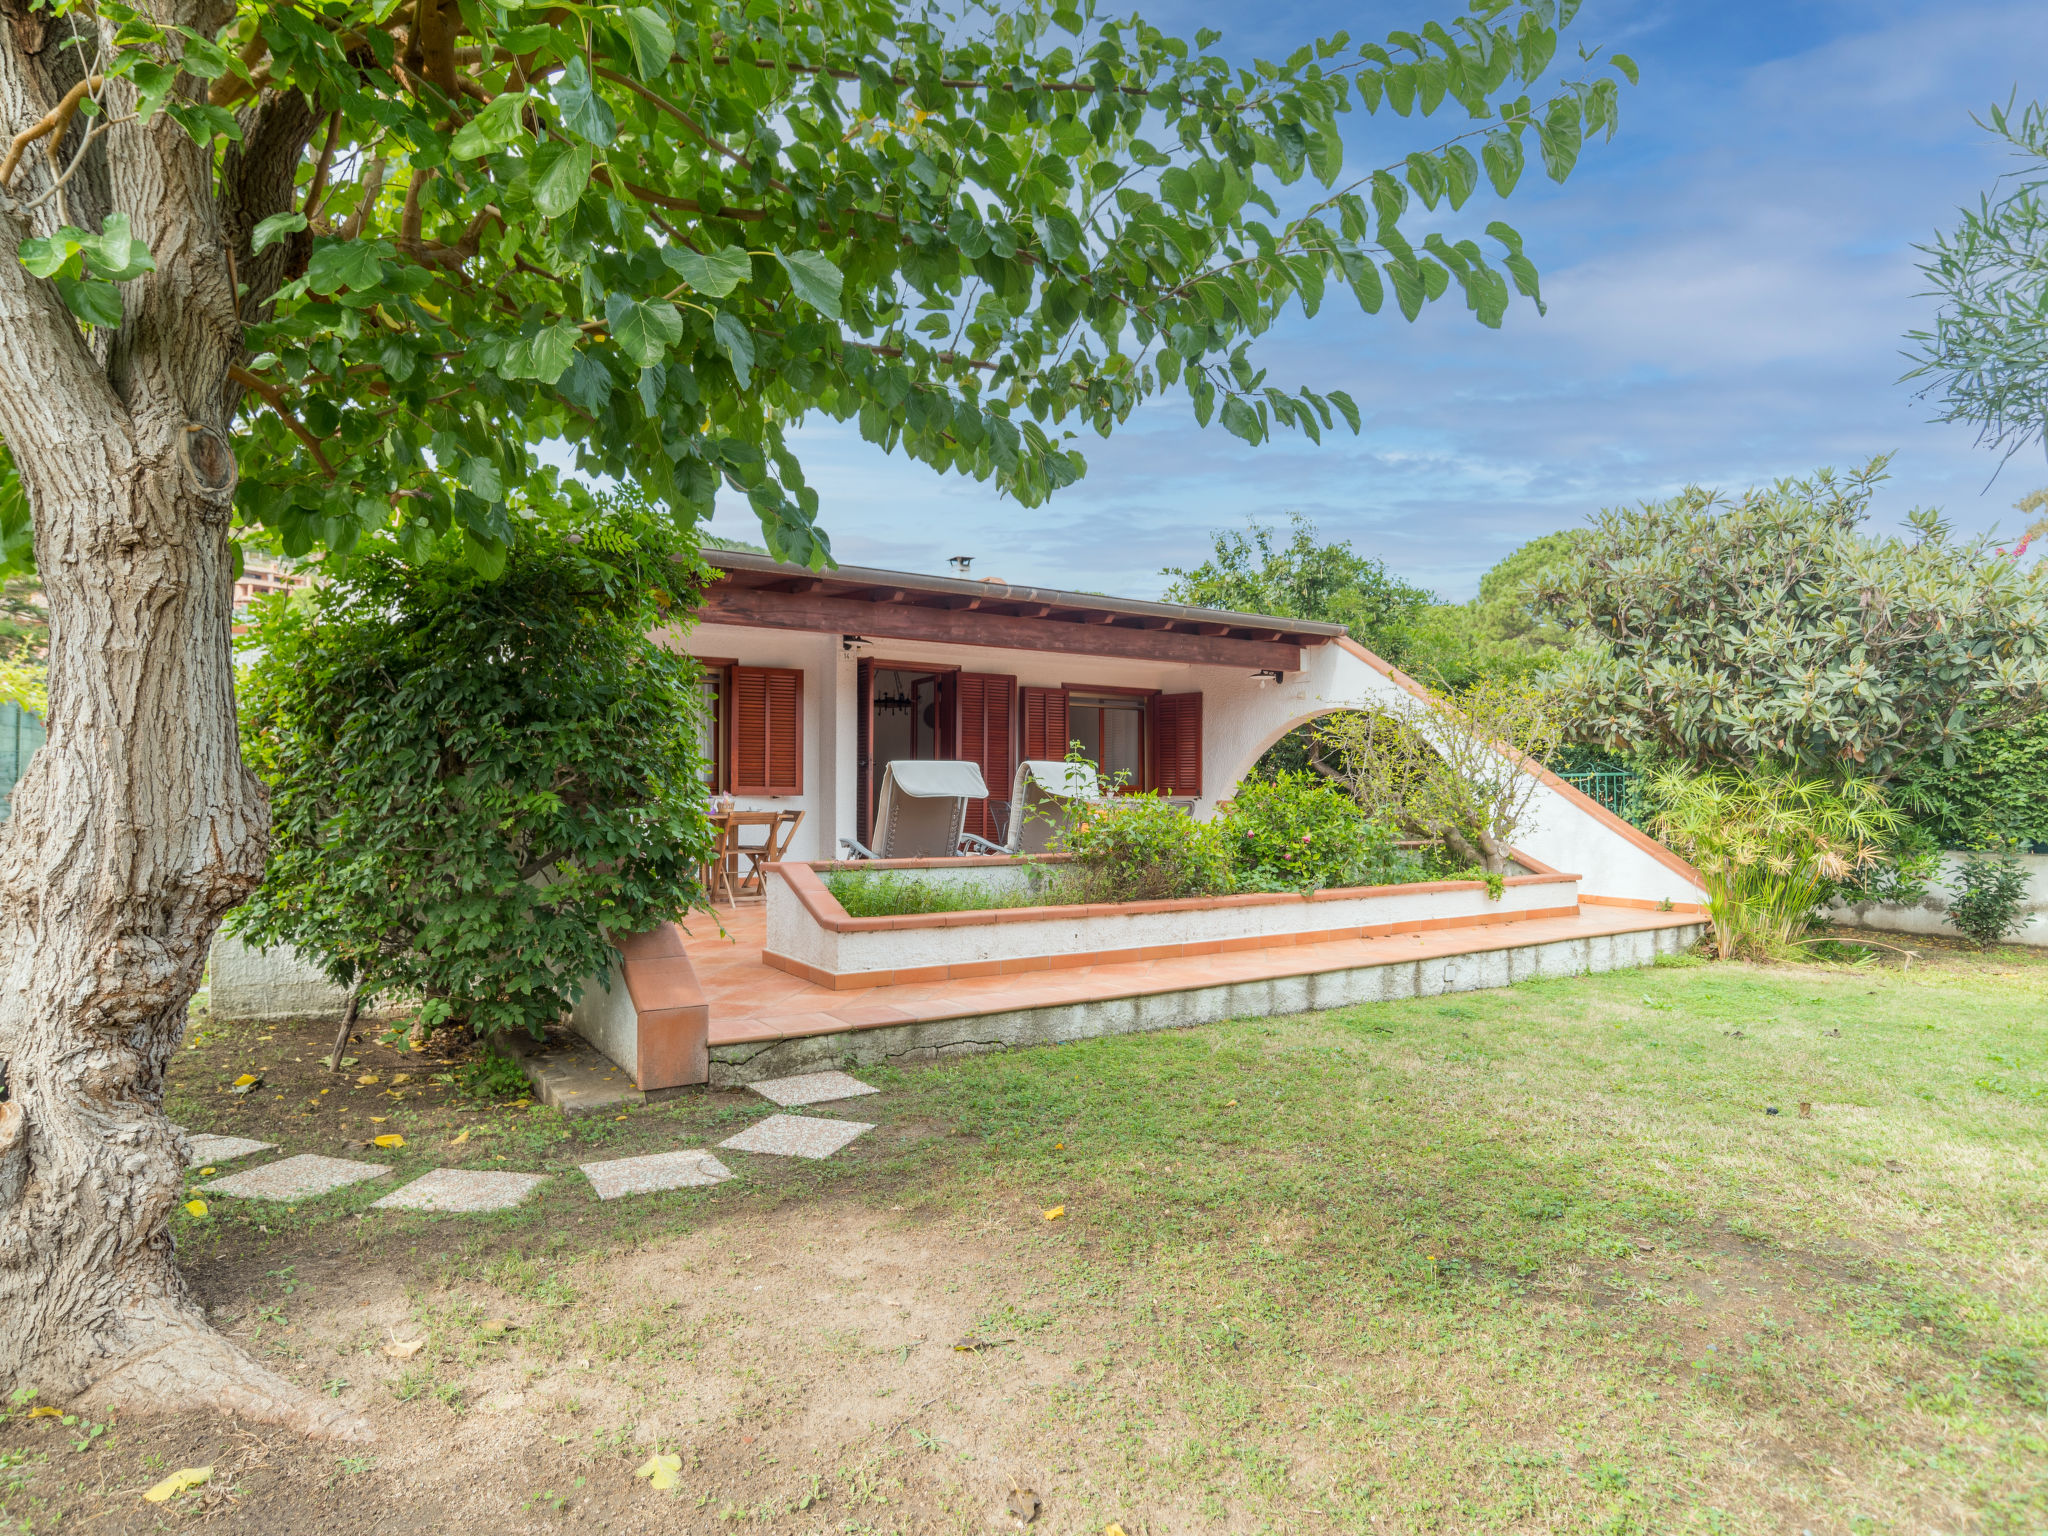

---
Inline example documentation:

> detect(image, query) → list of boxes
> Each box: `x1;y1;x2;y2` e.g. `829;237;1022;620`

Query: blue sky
702;0;2048;600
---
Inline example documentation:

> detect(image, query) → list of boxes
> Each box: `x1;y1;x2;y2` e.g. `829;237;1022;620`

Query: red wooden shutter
1020;686;1069;760
729;666;803;795
954;673;1016;841
855;658;875;847
1148;692;1203;797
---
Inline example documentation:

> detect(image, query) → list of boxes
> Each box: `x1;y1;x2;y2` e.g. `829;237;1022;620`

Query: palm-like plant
1646;767;1896;959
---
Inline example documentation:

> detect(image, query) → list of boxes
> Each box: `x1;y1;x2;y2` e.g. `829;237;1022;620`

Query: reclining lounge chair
838;760;991;859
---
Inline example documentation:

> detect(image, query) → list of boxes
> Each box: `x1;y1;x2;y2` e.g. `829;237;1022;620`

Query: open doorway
871;668;949;784
857;664;957;847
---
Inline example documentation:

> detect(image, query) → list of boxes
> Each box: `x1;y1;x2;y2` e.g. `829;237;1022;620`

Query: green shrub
1537;462;2048;778
448;1051;532;1100
1054;793;1236;903
1946;851;2037;947
233;524;712;1040
1226;771;1410;891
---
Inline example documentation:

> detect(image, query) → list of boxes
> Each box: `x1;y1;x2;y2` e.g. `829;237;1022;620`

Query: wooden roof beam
698;585;1304;670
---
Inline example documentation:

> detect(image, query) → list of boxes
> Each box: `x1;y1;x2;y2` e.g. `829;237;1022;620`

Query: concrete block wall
207;933;352;1022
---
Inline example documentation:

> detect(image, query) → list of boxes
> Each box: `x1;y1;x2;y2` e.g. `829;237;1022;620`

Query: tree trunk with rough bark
0;4;359;1435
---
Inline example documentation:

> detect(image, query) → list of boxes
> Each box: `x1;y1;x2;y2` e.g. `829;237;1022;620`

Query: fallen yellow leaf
373;1134;404;1149
231;1073;258;1088
25;1406;61;1419
634;1452;682;1492
198;1166;217;1176
357;1074;380;1086
1041;1206;1065;1221
1105;1525;1128;1536
381;1337;425;1360
143;1466;212;1503
1054;1142;1065;1150
448;1128;470;1146
184;1199;208;1218
369;1116;387;1123
390;1073;412;1085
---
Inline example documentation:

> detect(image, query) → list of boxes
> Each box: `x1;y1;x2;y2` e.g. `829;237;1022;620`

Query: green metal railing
1559;768;1644;826
0;702;45;821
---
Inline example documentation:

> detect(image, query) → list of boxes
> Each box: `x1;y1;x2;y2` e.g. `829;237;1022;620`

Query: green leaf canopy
14;0;1636;570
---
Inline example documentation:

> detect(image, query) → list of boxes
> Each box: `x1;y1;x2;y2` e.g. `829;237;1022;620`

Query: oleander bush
1054;792;1238;904
1226;771;1415;892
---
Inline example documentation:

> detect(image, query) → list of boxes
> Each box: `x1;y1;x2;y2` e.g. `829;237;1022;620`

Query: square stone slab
200;1154;391;1203
580;1149;733;1201
183;1134;277;1168
746;1070;880;1108
371;1168;547;1213
719;1114;873;1161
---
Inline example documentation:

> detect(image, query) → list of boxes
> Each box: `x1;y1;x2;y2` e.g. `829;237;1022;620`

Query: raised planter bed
764;855;1582;989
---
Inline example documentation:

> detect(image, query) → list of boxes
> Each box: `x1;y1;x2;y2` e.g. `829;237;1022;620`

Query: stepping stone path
580;1149;732;1200
372;1168;548;1213
200;1154;391;1203
747;1070;880;1108
183;1071;883;1212
719;1113;873;1161
183;1134;277;1168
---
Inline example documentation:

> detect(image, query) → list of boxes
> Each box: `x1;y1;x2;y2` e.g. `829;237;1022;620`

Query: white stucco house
678;548;1703;908
211;548;1708;1099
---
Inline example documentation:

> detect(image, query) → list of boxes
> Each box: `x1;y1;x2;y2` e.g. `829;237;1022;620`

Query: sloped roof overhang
696;549;1343;671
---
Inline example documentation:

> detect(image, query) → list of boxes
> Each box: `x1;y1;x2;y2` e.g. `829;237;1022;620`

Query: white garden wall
1827;851;2048;948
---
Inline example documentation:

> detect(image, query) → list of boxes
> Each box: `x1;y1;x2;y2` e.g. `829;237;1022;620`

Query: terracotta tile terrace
682;900;1703;1049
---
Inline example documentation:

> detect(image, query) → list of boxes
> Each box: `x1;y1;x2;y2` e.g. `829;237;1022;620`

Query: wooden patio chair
720;810;784;901
735;808;805;894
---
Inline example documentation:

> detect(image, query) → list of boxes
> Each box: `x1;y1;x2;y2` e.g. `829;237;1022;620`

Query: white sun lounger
958;759;1102;855
838;760;991;859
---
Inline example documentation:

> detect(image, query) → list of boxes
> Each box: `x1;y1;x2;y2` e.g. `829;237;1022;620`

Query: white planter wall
768;860;1581;982
1827;851;2048;948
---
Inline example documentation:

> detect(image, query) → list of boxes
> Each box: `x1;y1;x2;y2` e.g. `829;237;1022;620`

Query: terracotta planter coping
761;901;1588;990
768;858;1580;935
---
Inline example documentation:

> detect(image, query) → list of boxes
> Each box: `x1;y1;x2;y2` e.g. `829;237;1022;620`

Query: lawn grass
883;949;2048;1531
10;941;2045;1533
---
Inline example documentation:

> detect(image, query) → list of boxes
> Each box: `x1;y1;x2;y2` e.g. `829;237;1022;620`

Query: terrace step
690;905;1707;1086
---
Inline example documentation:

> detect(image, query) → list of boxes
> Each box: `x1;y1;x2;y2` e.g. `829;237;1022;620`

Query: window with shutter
1020;686;1069;761
954;673;1016;840
728;666;804;795
1148;692;1203;797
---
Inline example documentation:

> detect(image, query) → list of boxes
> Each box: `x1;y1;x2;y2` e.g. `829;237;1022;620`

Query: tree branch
227;365;334;476
0;72;99;189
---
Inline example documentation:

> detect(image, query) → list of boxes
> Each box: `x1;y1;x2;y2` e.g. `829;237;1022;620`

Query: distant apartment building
234;556;312;612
